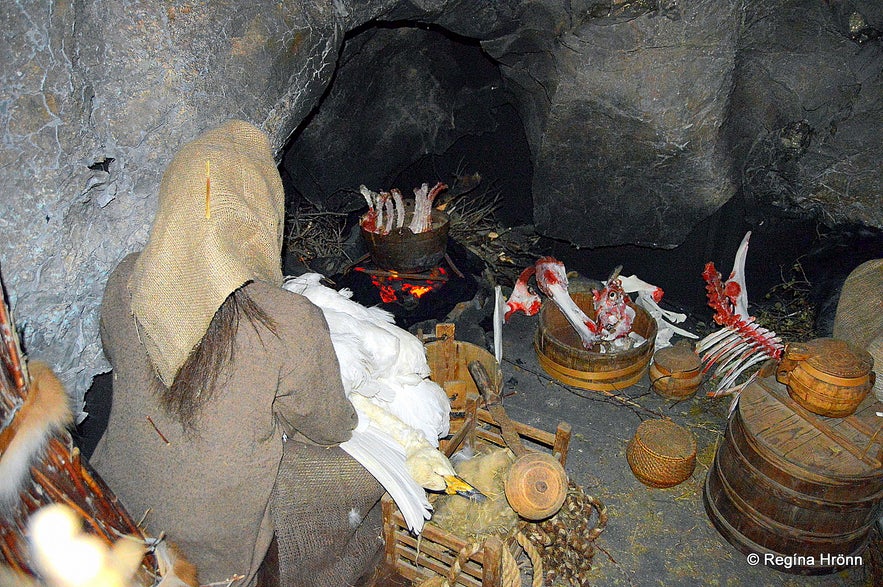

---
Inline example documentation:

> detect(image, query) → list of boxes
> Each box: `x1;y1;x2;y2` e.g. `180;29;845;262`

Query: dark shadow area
73;371;113;460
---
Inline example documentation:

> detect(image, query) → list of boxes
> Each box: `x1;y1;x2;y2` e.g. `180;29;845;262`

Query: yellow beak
443;475;486;502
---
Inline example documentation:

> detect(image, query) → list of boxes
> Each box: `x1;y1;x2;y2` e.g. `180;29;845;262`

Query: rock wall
488;0;742;247
1;0;880;411
0;0;391;413
731;1;882;227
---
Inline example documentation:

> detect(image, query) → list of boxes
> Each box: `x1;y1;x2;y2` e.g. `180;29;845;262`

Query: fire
402;283;434;298
356;266;448;305
378;283;397;303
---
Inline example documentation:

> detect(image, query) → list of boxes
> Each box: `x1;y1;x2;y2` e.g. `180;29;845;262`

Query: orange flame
377;283;397;303
356;266;448;304
402;283;434;299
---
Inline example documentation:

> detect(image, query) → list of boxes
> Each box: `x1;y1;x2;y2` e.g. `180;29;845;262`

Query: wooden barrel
703;374;883;574
534;293;656;392
361;208;450;272
649;342;703;399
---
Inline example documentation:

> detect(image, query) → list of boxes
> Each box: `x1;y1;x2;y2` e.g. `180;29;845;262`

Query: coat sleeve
99;253;141;366
273;292;357;445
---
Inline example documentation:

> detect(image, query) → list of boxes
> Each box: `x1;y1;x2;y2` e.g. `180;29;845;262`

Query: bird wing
340;424;432;534
283;272;450;443
376;377;450;447
282;271;455;534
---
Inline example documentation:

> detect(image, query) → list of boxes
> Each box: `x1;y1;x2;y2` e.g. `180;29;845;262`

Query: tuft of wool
348;507;363;529
0;361;73;515
430;447;518;539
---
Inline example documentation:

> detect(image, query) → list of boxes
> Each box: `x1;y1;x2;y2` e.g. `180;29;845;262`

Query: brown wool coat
90;253;358;586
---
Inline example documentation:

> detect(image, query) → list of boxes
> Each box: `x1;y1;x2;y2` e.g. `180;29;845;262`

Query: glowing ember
402;283;434;298
355;266;448;306
378;283;397;303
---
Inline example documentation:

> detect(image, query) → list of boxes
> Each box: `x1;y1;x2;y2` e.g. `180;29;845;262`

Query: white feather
340;423;432;532
282;273;456;533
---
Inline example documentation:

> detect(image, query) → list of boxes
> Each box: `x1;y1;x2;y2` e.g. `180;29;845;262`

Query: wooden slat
481;537;503;587
553;421;572;467
764;381;881;469
388;324;573;587
382;497;399;567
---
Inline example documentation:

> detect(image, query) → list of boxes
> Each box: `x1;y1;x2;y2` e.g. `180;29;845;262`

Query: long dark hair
158;284;277;430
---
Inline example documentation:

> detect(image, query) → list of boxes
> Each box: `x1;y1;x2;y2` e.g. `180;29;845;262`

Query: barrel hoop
722;421;883;514
536;349;645;391
731;413;883;498
703;471;865;575
711;456;872;544
542;352;645;378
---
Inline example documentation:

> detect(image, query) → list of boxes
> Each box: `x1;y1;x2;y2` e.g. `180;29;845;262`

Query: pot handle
776;343;810;386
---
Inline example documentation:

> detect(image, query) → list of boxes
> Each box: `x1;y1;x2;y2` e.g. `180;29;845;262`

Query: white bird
282;273;483;534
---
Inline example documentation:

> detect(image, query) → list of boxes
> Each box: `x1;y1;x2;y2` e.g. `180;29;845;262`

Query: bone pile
697;231;784;397
359;182;447;235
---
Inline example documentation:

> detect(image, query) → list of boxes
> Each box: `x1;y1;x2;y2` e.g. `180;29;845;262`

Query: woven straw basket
627;419;697;488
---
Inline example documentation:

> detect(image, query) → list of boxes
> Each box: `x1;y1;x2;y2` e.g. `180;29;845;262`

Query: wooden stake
357;268;448;282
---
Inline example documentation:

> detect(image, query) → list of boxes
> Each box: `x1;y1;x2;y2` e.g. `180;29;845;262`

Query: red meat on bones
505;256;637;350
359;182;447;235
696;231;784;397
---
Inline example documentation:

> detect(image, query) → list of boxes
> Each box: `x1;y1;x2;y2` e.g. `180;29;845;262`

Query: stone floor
474;311;879;587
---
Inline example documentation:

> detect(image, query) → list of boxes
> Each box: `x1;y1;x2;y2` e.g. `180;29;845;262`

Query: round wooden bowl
777;338;875;418
534;292;657;392
627;419;697;488
649;342;703;399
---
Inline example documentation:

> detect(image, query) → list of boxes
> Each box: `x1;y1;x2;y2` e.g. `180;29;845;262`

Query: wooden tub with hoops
376;324;577;587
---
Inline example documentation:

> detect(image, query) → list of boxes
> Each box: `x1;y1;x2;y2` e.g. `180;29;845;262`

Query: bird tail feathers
0;361;73;516
340;426;431;534
154;539;199;587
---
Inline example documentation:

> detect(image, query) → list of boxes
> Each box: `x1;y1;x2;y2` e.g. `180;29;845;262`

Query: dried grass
433;167;543;287
752;260;816;343
283;202;348;262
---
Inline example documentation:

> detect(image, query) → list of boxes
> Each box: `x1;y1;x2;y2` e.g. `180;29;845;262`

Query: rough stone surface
525;1;741;248
0;0;389;411
1;0;881;411
731;1;883;227
282;25;510;212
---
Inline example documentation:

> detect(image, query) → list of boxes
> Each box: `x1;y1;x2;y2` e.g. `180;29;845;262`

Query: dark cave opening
276;19;883;337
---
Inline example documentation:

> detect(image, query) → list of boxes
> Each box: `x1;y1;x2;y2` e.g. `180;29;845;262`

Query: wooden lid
652;341;701;375
785;338;873;379
738;375;883;479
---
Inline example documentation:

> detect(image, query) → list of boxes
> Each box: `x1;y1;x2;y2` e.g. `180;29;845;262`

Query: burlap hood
129;120;284;386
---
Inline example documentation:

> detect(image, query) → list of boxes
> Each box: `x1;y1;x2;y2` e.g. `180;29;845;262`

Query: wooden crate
424;322;503;417
381;325;572;586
